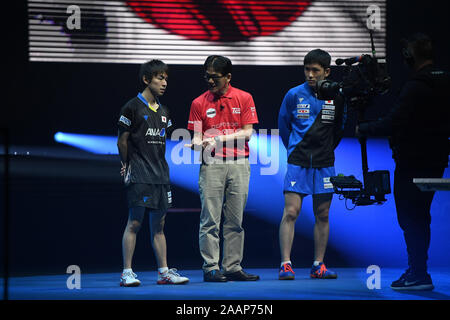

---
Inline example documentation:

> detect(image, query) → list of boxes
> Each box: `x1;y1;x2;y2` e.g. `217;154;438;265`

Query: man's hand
355;125;366;137
202;137;217;149
183;141;204;150
355;125;360;137
120;161;127;176
185;131;204;151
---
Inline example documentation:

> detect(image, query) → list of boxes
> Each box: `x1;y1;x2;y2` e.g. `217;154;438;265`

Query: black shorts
126;183;172;211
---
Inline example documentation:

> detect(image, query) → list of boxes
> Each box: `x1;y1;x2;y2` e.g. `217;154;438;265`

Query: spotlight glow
54;131;450;267
54;132;117;154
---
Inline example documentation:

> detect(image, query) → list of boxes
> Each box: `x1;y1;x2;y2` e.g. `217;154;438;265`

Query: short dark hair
304;49;331;69
406;33;433;61
204;55;232;75
139;59;168;85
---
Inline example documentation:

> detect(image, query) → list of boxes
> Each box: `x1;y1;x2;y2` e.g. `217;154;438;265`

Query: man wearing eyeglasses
186;55;260;282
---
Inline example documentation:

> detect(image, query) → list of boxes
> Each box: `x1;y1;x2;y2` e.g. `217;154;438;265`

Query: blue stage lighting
54;132;117;154
54;131;450;267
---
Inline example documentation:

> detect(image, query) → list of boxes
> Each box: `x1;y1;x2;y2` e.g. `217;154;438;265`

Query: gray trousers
198;158;250;274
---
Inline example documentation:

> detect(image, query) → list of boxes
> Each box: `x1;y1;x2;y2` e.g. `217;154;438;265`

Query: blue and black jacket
278;82;347;168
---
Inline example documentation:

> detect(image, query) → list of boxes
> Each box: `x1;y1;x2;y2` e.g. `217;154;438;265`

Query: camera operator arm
358;114;392;137
358;79;428;137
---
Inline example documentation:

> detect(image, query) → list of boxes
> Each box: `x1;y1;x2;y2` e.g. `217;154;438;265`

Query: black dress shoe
203;270;228;282
224;270;260;281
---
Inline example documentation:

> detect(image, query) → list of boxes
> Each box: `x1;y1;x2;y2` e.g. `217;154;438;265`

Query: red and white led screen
28;0;386;65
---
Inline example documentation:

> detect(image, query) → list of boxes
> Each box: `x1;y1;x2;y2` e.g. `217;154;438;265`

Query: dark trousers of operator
394;164;445;275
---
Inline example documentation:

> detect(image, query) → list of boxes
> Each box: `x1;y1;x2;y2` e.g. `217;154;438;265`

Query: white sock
281;261;292;267
123;268;133;273
158;267;169;274
313;261;322;267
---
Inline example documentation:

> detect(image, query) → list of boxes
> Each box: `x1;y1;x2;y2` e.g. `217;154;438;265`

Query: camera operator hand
355;125;363;138
355;123;371;139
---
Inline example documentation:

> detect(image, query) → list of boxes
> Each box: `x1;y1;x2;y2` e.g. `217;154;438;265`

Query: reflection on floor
3;268;450;300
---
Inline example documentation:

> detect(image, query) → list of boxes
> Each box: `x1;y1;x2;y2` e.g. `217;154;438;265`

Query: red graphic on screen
126;0;311;42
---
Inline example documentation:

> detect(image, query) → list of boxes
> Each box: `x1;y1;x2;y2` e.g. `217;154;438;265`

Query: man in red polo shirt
186;55;259;282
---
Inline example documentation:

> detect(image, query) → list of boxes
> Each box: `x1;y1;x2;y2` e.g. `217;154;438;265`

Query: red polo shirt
188;85;258;158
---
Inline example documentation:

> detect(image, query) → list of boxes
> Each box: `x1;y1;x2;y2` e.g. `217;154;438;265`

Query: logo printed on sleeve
161;116;167;123
322;105;335;121
323;177;333;189
322;115;335;121
206;108;216;118
322;110;335;115
297;103;310;119
291;181;297;187
119;115;131;126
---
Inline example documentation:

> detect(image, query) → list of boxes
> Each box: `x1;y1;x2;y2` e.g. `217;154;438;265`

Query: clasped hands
184;136;221;151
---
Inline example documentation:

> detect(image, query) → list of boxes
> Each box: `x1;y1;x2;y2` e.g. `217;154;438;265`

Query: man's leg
279;192;304;263
310;192;337;279
122;207;145;269
149;210;167;269
121;207;145;287
150;208;190;285
222;161;250;274
198;163;226;274
312;192;333;263
390;166;444;290
394;166;444;275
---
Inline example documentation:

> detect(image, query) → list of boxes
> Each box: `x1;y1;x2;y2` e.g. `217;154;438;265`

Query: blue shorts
283;164;335;195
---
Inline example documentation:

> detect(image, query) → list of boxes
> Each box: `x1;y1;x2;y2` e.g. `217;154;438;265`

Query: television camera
316;31;392;207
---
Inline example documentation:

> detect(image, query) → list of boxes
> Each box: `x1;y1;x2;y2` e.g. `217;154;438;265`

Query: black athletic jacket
358;64;450;168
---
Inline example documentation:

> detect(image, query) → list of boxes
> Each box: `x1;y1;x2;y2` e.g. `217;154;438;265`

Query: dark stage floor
3;268;450;300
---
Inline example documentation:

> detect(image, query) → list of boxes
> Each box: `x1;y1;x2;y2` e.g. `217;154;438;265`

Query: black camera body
364;170;391;202
330;171;390;207
316;33;392;208
316;54;391;106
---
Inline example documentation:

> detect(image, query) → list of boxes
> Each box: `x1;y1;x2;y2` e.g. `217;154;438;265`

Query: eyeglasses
204;73;226;81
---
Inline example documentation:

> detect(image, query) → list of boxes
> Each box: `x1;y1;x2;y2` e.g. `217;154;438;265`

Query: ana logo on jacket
145;128;165;137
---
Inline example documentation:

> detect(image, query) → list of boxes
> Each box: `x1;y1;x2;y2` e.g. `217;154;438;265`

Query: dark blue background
2;1;449;276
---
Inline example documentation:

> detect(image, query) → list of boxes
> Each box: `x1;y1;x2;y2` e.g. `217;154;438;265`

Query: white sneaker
157;268;189;285
120;271;141;287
